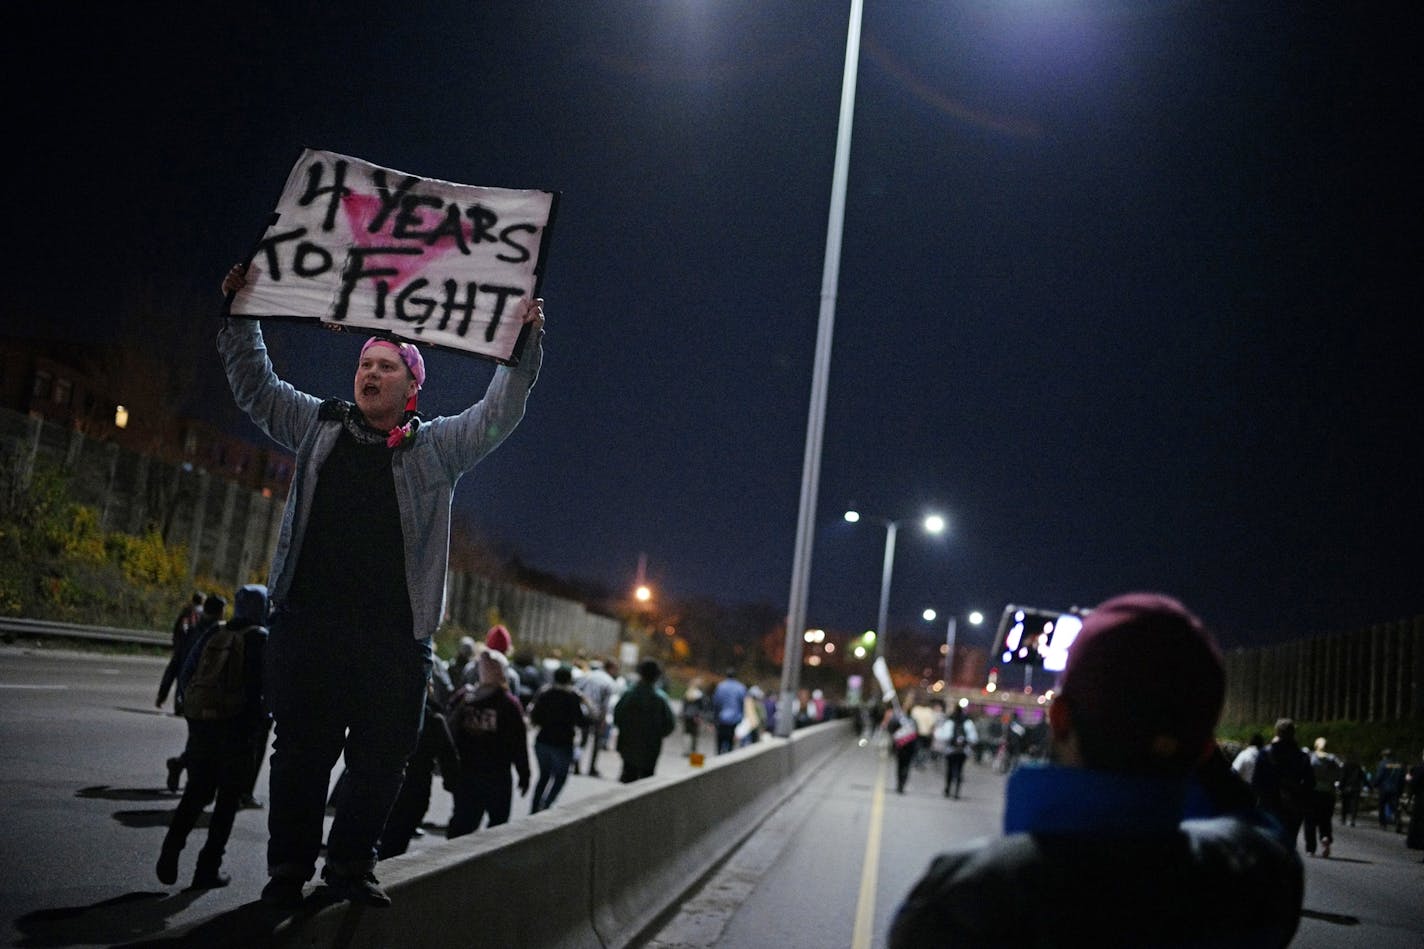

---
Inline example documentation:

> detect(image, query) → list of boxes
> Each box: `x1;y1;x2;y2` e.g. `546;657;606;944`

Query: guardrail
0;616;168;647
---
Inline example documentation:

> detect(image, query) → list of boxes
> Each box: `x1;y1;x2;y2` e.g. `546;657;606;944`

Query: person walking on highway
1253;718;1315;849
157;591;205;717
1372;749;1405;830
711;667;748;755
447;648;531;835
613;659;676;783
1230;733;1265;791
528;665;589;813
217;263;544;910
681;677;708;756
910;696;941;770
935;704;978;799
574;658;616;776
1305;737;1342;857
156;594;225;793
1337;755;1365;826
473;624;525;709
890;593;1303;948
156;588;268;891
885;699;920;794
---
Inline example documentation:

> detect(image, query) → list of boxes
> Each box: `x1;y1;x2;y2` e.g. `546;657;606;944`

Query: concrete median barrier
272;719;852;948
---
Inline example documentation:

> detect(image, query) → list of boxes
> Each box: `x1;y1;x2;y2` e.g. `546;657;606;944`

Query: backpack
935;719;968;751
182;624;248;721
1311;752;1343;791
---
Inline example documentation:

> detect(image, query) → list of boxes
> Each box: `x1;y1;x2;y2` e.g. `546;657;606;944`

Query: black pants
716;723;737;754
448;769;512;836
579;721;606;774
378;761;434;859
264;611;431;880
944;751;968;797
1303;788;1335;853
895;740;917;791
162;721;249;875
1339;789;1361;825
620;761;656;783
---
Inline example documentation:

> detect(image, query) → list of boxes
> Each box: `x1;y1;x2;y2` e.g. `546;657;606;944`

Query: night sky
12;2;1419;654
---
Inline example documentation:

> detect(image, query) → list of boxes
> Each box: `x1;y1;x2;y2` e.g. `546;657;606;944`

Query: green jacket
613;681;675;771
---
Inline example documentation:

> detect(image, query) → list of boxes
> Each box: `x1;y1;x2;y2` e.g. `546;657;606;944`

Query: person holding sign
218;263;544;910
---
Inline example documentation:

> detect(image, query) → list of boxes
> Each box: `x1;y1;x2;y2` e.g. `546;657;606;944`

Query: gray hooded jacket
218;319;541;639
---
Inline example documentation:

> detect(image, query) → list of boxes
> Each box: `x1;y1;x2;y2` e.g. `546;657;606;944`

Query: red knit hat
485;624;512;655
1056;593;1224;774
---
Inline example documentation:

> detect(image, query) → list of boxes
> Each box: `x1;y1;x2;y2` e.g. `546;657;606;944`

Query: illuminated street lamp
924;607;985;690
851;629;876;660
844;509;945;665
114;405;129;430
632;551;653;605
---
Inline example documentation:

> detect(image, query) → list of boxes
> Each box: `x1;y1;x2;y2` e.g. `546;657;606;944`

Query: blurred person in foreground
890;593;1302;948
218;263;544;909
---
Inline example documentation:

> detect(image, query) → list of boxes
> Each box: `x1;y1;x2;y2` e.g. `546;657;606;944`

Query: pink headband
360;337;426;390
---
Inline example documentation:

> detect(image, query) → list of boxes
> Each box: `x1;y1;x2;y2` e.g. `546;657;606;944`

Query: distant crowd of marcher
1225;722;1423;858
152;581;1424;934
152;586;827;900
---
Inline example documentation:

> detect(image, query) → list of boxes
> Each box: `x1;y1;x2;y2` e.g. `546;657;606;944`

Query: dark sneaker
156;847;180;885
323;871;392;908
189;871;232;890
238;795;264;810
261;876;305;911
165;758;183;793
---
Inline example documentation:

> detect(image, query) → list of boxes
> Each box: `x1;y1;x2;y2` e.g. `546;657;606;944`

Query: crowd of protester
152;588;1424;910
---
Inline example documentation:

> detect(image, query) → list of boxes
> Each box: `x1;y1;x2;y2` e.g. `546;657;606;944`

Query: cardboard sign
228;148;557;365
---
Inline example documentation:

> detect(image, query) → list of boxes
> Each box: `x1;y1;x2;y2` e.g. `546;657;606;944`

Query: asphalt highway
3;645;1421;948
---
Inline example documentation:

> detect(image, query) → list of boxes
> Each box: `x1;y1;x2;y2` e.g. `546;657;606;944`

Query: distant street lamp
939;607;985;686
633;551;652;604
114;405;129;430
844;509;945;665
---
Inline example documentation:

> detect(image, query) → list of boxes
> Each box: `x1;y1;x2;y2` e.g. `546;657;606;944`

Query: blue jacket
711;677;748;726
218;319;541;638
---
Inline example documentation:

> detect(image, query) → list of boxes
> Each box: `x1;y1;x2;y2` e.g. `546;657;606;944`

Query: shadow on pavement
1300;907;1362;926
113;809;205;830
75;786;211;829
115;893;345;949
12;890;204;948
76;786;178;802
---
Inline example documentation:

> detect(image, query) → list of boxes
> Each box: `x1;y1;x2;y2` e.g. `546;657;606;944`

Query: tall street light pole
875;520;899;664
777;0;865;739
925;607;984;693
847;510;945;670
